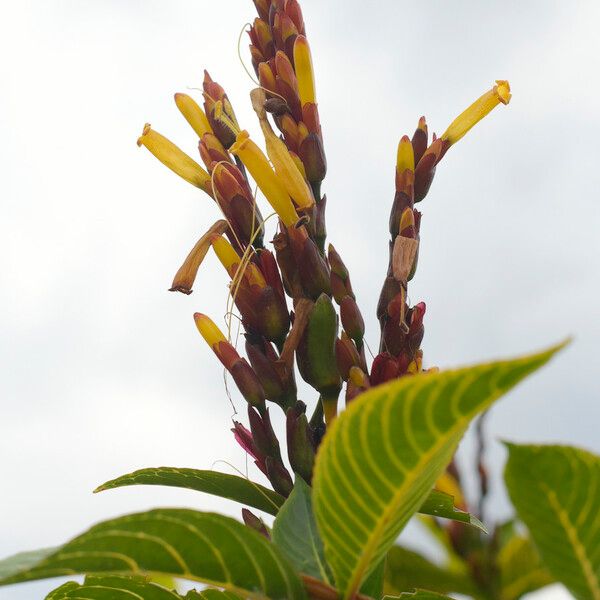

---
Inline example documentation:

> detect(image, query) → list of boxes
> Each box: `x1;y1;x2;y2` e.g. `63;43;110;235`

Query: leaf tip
469;514;489;534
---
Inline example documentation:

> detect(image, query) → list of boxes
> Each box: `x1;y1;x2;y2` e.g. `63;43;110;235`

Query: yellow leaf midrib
543;486;600;600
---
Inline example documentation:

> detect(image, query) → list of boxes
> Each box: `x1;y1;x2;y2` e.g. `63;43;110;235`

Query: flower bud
230;359;266;408
286;401;315;484
245;339;289;406
328;244;354;303
265;457;294;497
247;406;281;458
298;133;327;184
253;0;270;22
232;421;267;475
257;249;286;300
273;231;303;298
249;18;275;62
335;335;361;381
293;232;332;300
285;0;305;35
340;295;365;345
259;62;278;95
346;366;371;402
210;162;264;248
194;313;265;407
389;189;413;238
407;302;426;353
411;116;428;165
174;93;213;139
370;353;400;386
279;12;298;48
396;135;415;174
293;36;316;107
242;508;270;539
199;133;231;171
275;50;299;97
377;276;402;322
296;293;341;422
202;72;240;149
414;137;444;202
275;52;301;120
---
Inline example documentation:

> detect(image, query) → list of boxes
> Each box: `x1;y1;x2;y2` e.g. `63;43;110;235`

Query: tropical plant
2;1;598;599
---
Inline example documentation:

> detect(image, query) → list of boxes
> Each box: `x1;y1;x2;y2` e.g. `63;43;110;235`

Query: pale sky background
2;1;599;598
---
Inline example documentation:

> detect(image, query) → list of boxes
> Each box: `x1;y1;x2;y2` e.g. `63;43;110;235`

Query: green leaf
384;546;478;597
45;576;242;599
497;534;554;600
193;590;242;600
360;558;385;598
505;443;600;600
272;477;332;584
46;575;184;599
0;509;307;600
95;468;284;517
0;547;57;579
312;342;565;599
419;489;486;532
383;590;454;599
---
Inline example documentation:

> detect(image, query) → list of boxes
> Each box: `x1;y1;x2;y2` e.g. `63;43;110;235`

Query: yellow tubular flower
293;35;316;106
193;313;227;349
170;220;228;294
442;80;512;145
137;124;212;192
174;93;213;138
211;235;241;274
212;235;267;288
396;135;415;173
230;130;299;227
259;119;314;209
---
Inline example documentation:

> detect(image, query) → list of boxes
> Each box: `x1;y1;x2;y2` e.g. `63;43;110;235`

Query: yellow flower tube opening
137;124;212;193
441;80;511;145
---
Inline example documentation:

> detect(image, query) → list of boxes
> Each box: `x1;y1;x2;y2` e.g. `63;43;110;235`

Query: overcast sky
2;1;599;598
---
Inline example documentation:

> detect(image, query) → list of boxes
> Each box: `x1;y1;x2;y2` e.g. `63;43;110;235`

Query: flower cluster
137;0;511;500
